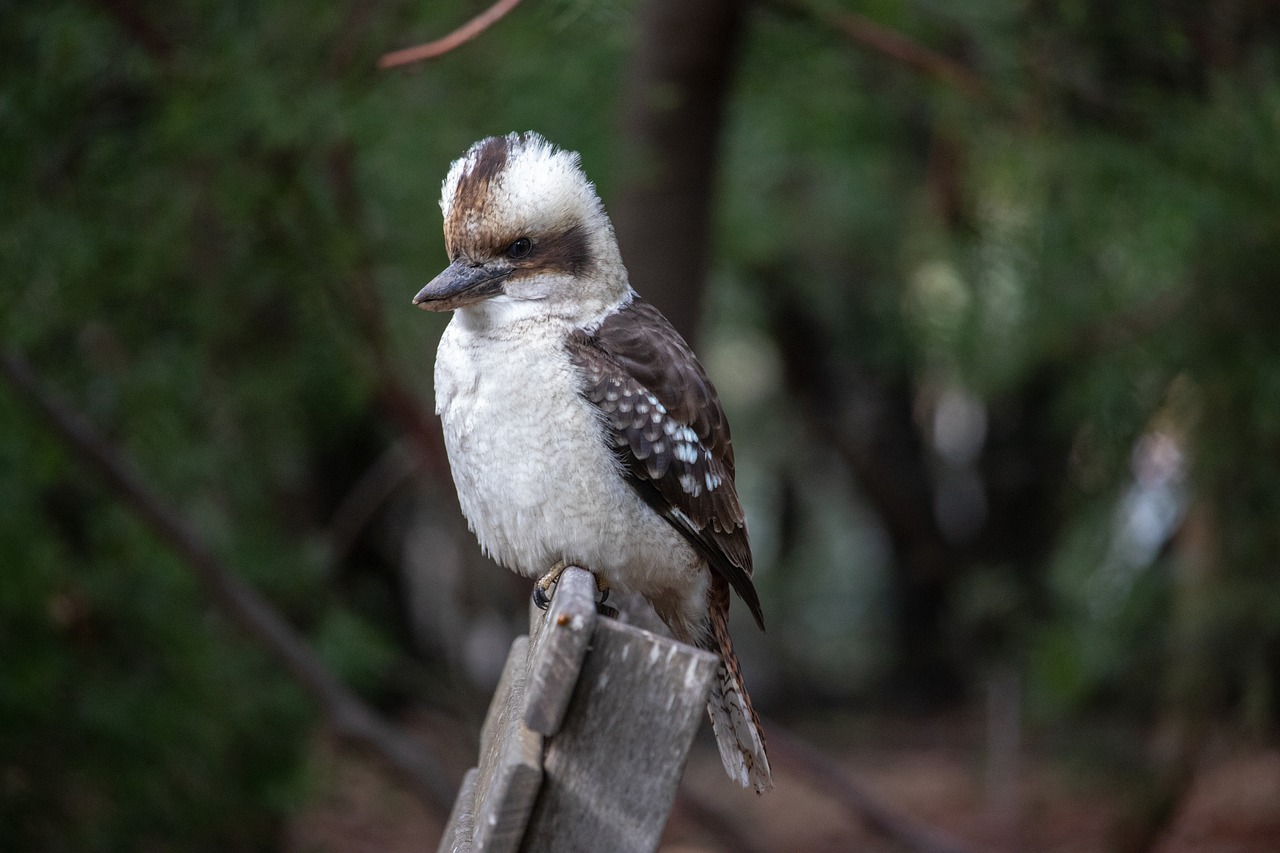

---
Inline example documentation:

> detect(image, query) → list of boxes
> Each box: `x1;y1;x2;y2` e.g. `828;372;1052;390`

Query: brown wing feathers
567;297;765;631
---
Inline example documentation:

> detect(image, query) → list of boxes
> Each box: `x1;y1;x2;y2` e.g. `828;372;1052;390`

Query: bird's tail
702;575;773;793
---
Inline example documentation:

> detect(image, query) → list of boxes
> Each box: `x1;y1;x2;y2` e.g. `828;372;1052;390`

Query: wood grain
472;636;543;853
524;567;598;736
519;619;718;853
436;767;478;853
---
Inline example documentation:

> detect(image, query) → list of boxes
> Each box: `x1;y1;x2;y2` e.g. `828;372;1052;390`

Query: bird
413;131;772;793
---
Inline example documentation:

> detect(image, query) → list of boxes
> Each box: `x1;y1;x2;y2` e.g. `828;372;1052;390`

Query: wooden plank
519;619;719;853
436;767;478;853
479;636;528;763
524;567;598;736
472;635;544;853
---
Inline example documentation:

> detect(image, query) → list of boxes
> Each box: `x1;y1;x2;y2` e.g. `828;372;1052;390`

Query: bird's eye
507;237;533;259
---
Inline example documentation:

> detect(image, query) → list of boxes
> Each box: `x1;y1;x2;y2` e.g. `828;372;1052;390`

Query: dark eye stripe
504;224;593;278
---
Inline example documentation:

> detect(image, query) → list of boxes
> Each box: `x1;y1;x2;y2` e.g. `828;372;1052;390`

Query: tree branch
327;439;421;572
86;0;174;63
378;0;524;68
769;0;989;100
0;349;454;812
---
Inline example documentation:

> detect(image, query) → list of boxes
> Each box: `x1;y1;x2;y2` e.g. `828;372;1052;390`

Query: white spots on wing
586;367;731;504
674;442;698;464
634;393;662;420
664;421;704;479
648;645;661;665
663;423;699;445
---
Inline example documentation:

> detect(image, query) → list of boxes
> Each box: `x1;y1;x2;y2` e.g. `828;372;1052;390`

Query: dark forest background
4;0;1280;850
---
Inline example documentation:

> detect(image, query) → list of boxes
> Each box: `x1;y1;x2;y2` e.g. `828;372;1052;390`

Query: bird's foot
593;576;618;619
532;559;571;610
532;561;616;617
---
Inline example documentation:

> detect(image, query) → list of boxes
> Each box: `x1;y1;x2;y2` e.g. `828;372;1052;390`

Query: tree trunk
613;0;745;342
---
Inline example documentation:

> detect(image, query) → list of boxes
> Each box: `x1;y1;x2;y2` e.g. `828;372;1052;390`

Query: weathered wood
524;568;598;736
518;618;719;853
436;767;478;853
472;636;543;853
438;566;721;852
479;637;527;761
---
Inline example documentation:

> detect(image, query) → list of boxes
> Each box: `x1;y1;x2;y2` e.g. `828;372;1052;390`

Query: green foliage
711;0;1280;726
6;0;1280;845
0;418;311;850
0;0;629;846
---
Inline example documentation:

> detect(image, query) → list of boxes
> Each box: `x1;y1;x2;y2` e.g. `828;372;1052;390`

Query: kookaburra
413;131;772;793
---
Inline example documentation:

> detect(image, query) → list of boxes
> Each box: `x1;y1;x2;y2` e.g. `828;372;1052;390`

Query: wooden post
520;616;718;852
523;568;599;736
438;768;478;853
436;568;718;853
472;636;542;852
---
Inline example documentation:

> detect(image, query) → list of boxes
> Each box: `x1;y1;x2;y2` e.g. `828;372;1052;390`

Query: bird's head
413;132;628;329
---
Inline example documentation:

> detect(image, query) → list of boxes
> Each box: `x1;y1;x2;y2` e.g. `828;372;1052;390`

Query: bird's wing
567;296;764;631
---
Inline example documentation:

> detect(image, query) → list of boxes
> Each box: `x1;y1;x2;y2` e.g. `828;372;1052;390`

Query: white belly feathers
433;314;698;594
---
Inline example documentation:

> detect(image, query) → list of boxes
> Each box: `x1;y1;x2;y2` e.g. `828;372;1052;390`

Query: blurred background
4;0;1280;850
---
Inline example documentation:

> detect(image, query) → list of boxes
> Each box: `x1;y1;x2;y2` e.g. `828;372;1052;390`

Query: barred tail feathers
705;576;773;793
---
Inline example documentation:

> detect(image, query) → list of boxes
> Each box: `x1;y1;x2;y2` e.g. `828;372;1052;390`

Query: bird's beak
413;260;511;311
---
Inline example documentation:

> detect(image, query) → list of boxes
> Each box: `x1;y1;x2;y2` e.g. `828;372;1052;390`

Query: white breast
433;311;700;598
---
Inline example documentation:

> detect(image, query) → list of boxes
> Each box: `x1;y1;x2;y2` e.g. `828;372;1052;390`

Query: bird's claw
533;561;612;613
533;559;570;610
592;576;615;617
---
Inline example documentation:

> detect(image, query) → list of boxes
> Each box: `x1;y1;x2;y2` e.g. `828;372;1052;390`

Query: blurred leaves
2;0;640;845
5;0;1280;847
